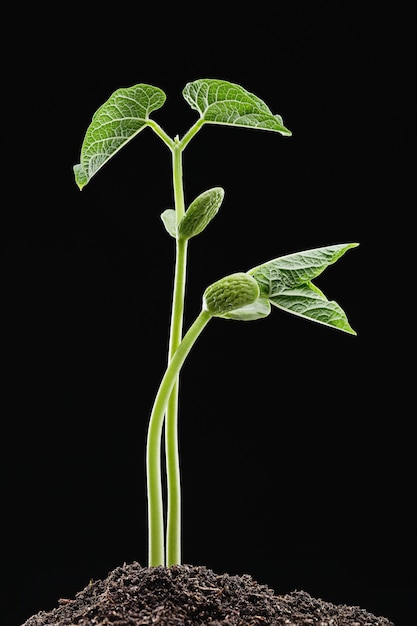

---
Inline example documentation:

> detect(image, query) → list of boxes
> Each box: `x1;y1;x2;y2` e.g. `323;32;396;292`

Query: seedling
74;79;358;569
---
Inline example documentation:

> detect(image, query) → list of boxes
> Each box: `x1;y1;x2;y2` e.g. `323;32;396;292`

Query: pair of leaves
73;79;291;190
215;243;359;335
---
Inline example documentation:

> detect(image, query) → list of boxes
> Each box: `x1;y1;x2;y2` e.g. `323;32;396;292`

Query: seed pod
178;187;224;240
203;272;260;316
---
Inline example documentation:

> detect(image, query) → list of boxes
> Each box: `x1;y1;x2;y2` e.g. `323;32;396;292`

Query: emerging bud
178;187;224;240
203;272;260;316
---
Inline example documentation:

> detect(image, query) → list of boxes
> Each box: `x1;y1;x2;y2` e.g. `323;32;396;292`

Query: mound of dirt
22;561;394;626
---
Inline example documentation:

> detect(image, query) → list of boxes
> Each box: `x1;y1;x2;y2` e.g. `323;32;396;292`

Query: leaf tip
281;126;293;137
341;322;357;336
73;163;88;191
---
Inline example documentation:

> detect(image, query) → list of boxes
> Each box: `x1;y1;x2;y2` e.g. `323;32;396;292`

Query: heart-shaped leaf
74;84;166;189
250;243;359;297
269;282;357;334
183;79;292;135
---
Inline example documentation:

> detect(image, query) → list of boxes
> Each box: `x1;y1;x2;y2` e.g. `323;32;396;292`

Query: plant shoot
74;79;358;568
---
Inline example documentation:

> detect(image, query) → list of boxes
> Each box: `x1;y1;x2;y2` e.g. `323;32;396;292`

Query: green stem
146;120;205;568
179;118;205;150
165;142;187;566
147;120;176;150
146;310;211;566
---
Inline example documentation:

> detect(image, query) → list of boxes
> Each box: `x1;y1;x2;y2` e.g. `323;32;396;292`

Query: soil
21;561;395;626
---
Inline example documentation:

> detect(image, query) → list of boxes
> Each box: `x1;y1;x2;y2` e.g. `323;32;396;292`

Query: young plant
73;79;358;569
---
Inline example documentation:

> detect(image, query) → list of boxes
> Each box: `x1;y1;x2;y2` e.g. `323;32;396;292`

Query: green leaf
183;79;292;136
250;243;359;297
269;282;357;334
178;187;224;240
73;84;166;190
220;297;271;321
161;209;177;238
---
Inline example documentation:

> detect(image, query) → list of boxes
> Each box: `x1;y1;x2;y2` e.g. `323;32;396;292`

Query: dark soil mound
22;561;394;626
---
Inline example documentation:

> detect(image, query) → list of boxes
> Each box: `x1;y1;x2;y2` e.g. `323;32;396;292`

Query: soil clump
22;561;395;626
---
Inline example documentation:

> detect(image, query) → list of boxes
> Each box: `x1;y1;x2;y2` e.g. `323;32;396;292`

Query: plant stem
146;310;211;567
146;122;205;568
165;142;187;567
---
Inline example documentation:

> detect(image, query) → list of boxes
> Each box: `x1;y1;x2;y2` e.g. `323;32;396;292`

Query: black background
3;3;414;625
